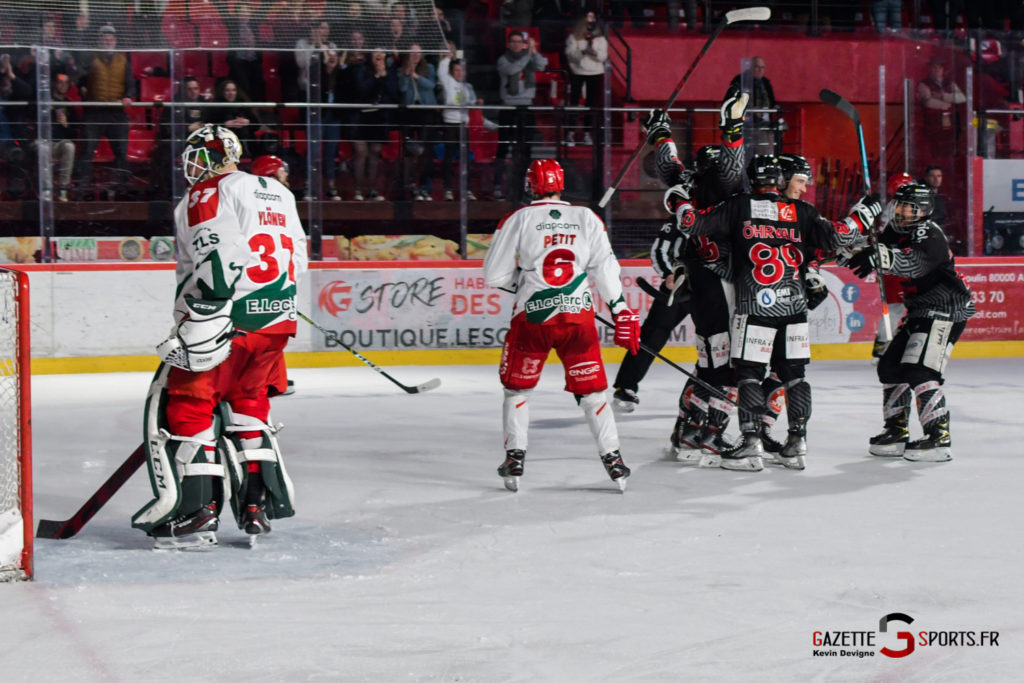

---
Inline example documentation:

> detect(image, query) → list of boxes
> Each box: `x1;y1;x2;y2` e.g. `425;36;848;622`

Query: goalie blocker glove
157;297;238;372
609;295;641;355
848;243;894;279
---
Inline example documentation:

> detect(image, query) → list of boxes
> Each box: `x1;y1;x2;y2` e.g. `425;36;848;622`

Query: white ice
2;358;1023;681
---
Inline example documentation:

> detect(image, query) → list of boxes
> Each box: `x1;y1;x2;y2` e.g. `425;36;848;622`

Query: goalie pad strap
182;462;226;477
237;447;278;463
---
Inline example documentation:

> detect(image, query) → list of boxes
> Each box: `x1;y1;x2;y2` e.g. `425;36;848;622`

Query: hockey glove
662;172;694;214
642;108;672;146
849;243;894;279
609;296;641;355
844;193;883;234
804;268;828;310
719;89;749;143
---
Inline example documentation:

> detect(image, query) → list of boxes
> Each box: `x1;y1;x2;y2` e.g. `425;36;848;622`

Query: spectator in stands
152;76;209;198
63;12;93;49
211;79;265;157
321;48;345;200
295;19;335;94
227;1;265;103
728;56;779;155
40;13;78;79
920;164;949;231
0;52;32;168
494;30;547;201
387;18;404;66
917;57;965;166
608;0;645;29
500;0;534;28
391;2;420;34
871;0;903;33
337;33;371;200
397;42;438;201
564;10;607;147
353;48;399;200
438;41;481;201
75;25;135;199
51;73;79;202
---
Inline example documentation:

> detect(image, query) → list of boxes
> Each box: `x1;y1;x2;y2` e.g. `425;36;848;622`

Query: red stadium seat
183;51;209;77
93;138;114;163
140;76;172;102
211;51;229;78
163;18;197;48
258;23;274;45
132;51;168;78
127;128;157;162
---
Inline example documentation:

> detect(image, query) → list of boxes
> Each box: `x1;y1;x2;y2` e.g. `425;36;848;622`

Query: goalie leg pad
133;365;229;533
218;404;295;525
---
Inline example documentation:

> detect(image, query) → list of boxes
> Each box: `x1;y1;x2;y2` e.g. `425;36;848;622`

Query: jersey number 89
749;242;803;286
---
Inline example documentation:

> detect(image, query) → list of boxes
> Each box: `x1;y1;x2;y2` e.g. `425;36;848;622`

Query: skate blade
869;443;907;457
153;531;218;551
612;399;637;414
903;447;952;462
698;453;721;468
719;456;764;472
671;446;702;462
248;534;260;548
615;476;628;492
502;475;520;492
777;455;806;470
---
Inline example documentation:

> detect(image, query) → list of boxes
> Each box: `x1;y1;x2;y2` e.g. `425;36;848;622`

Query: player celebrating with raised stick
132;125;307;549
484;159;640;492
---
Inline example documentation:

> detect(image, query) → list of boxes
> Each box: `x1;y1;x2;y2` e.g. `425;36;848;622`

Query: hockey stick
597;6;771;208
297;311;441;394
36;444;146;540
593;313;737;405
636;275;690;307
819;87;892;339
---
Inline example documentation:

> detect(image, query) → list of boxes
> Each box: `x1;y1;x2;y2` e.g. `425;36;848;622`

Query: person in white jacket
564;11;608;146
438;44;482;201
483;159;641;493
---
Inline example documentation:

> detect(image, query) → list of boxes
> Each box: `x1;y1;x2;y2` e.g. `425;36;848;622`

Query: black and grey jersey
677;191;861;317
880;221;975;323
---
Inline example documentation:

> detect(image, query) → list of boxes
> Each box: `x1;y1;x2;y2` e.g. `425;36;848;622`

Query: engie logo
811;612;999;660
318;280;353;317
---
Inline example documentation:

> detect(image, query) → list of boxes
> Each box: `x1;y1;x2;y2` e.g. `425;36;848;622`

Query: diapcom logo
812;613;999;659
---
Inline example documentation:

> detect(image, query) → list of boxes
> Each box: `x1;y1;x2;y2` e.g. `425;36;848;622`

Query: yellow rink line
29;341;1024;375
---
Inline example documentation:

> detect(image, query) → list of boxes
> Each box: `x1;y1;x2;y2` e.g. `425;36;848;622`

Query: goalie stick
598;6;771;208
298;311;441;394
36;444;146;540
819;87;893;340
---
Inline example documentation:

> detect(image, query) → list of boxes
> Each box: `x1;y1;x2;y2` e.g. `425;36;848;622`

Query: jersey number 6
542;248;576;286
247;233;296;284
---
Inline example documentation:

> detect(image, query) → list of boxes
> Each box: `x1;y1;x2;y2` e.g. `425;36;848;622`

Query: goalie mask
890;182;934;232
747;154;783;190
777;153;813;188
183;125;242;186
525;158;564;197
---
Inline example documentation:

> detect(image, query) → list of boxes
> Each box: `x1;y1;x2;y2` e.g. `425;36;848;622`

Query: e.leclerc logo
813;612;1000;659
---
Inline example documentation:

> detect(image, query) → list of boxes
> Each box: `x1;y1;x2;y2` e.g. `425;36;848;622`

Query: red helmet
526;159;564;197
252;155;289;180
887;172;914;197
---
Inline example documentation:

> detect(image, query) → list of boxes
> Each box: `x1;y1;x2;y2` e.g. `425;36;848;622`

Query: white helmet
182;124;242;185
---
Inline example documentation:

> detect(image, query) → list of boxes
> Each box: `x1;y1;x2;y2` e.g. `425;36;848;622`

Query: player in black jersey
846;183;974;462
612;89;748;458
667;154;881;471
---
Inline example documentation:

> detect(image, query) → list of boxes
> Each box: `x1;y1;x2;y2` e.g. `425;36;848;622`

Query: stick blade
407;377;441;394
725;6;771;23
597;186;616;209
36;519;75;540
819;88;861;125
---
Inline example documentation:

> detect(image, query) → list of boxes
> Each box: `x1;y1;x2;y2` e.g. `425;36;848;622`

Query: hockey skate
869;418;910;457
903;418;952;462
719;432;765;472
497;449;525;492
150;503;219;550
760;429;785;456
775;422;807;470
695;426;734;468
600;450;631;492
670;415;705;461
612;388;639;413
242;504;271;546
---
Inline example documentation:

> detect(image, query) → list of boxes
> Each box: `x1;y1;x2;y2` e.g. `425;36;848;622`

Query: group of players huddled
609;87;974;473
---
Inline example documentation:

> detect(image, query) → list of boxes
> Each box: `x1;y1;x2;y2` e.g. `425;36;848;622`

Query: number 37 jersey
483;199;625;325
173;171;308;334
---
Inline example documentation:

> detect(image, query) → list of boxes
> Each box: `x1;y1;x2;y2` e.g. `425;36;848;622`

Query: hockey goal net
0;267;31;581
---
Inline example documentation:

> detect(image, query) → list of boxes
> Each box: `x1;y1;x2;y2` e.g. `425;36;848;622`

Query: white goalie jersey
483;199;624;325
173;171;308;334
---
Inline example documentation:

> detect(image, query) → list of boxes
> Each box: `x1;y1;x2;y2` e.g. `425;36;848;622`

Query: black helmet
890;182;934;231
777;153;813;187
695;145;720;174
747;154;783;189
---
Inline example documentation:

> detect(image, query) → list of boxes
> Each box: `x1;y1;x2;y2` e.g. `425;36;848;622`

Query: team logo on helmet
526;159;565;196
182;124;242;186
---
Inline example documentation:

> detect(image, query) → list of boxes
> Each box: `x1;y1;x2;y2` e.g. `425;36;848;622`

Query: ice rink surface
3;357;1023;682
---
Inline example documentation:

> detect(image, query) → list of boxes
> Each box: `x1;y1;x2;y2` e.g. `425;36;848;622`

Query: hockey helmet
747;154;783;190
886;171;915;197
777;153;813;187
526;158;565;197
695;145;720;175
182;124;242;186
890;182;934;232
252;155;289;186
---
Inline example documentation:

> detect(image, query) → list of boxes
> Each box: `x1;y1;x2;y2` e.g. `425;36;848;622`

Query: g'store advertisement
310;259;1024;351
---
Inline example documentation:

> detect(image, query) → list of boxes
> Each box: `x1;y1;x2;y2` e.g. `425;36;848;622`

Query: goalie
132;125;308;549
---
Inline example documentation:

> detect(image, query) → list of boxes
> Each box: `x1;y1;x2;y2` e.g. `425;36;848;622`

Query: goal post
0;267;32;581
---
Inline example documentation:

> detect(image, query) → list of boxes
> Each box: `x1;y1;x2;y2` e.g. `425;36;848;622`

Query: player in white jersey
483;159;641;492
132;125;308;549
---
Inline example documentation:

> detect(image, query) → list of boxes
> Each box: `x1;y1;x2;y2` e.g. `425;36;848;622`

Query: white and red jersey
483;199;624;325
173;171;308;334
